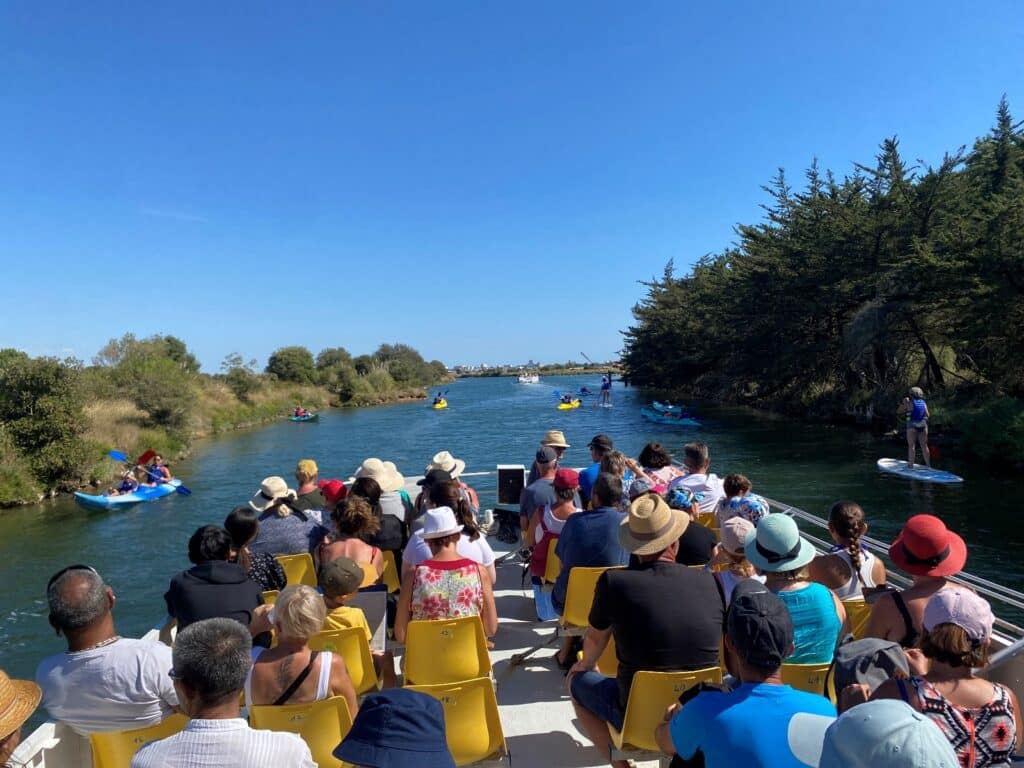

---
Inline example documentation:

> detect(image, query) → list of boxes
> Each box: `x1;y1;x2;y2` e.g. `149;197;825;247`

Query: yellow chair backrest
381;551;401;593
90;713;189;768
359;562;379;588
842;598;871;640
249;695;353;768
561;566;621;629
782;662;833;700
404;615;492;686
577;633;619;677
309;627;380;694
406;677;507;766
262;590;279;605
276;553;317;587
609;667;722;752
543;538;562;585
696;511;717;529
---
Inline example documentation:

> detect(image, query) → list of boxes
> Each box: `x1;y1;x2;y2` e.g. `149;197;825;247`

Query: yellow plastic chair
381;551;401;593
359;562;380;588
406;677;509;766
577;633;619;677
842;598;871;640
782;662;833;700
91;713;189;768
403;615;492;686
542;538;562;585
608;667;722;759
696;511;717;529
276;553;317;587
262;589;279;605
558;566;622;637
309;626;381;695
249;695;353;768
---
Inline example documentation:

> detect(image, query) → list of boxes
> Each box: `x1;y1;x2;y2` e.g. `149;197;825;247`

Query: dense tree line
622;100;1023;457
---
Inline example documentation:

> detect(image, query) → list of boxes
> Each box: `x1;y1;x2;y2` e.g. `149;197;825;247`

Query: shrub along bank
0;336;449;506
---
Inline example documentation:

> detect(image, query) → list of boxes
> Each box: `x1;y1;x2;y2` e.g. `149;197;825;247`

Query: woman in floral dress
394;506;498;642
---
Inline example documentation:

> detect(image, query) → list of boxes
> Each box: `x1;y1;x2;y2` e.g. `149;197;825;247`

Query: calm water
2;375;1020;693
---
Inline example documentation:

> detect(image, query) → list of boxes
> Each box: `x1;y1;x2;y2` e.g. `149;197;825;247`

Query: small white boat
516;373;540;384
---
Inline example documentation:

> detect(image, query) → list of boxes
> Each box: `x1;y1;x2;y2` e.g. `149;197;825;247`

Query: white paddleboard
876;458;963;485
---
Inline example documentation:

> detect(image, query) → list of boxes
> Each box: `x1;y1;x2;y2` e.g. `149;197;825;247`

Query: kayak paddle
109;449;191;495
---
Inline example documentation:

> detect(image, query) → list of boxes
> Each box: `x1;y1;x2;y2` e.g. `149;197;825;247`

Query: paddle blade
136;449;156;465
175;485;192;496
108;450;128;463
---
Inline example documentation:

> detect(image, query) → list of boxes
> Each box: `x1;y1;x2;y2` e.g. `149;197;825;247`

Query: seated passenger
598;451;634;510
294;404;307;417
247;476;327;557
318;478;348;512
394;507;498;643
36;565;178;734
526;468;580;580
662;485;718;566
869;588;1019;767
715;475;770;526
291;458;326;516
578;434;613;508
709;516;765;605
319;495;384;578
655;581;836;767
224;506;286;592
144;455;172;485
568;493;724;768
163;525;264;635
808;500;887;601
520;447;559;533
333;688;455;768
319;556;397;688
525;430;570;486
634;441;684;489
425;450;481;515
130;618;315;768
746;513;846;663
0;668;40;767
669;441;724;515
106;470;139;496
352;459;408;553
403;480;496;583
864;514;966;648
245;585;358;717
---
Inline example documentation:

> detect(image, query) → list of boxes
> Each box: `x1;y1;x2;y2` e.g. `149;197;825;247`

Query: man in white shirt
670;442;725;515
131;618;314;768
35;565;179;734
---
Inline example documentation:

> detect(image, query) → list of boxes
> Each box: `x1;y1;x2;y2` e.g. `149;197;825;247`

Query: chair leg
507;632;559;668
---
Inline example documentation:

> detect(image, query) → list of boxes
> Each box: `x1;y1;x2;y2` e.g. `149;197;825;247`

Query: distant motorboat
517;373;540;384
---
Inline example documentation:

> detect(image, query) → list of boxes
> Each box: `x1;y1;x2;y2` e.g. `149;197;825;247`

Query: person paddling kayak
897;387;931;469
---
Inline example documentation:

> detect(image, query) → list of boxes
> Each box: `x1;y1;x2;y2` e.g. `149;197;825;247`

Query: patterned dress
411;558;484;621
908;676;1016;767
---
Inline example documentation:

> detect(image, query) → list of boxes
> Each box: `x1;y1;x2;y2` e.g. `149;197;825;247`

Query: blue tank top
910;398;927;423
775;583;841;664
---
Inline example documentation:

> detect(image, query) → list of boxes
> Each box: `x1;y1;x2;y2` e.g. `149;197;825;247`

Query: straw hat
744;513;816;573
619;493;688;556
0;669;41;741
354;458;405;493
541;430;570;449
888;514;966;577
248;476;297;513
425;451;467;479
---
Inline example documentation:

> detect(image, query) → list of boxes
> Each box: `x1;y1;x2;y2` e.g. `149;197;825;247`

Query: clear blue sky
2;1;1020;371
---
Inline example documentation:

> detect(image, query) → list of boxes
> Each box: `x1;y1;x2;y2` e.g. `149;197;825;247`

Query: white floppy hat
420;506;463;540
354;458;405;493
248;476;296;513
425;451;467;479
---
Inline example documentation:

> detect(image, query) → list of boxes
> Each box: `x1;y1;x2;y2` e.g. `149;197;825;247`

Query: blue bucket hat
333;689;455;768
744;513;816;573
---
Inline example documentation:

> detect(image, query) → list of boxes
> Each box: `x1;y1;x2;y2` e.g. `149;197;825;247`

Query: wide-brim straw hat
888;514;967;577
425;451;467;479
541;430;570;449
354;458;405;493
620;493;688;556
248;476;296;513
744;513;816;573
0;669;42;741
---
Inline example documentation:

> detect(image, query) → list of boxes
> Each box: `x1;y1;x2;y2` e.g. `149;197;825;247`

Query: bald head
48;569;111;633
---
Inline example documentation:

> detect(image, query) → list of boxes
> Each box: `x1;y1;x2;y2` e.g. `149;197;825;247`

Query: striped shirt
130;718;315;768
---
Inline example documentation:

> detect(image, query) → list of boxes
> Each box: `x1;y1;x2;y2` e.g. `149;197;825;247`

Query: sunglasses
47;564;99;591
168;668;184;681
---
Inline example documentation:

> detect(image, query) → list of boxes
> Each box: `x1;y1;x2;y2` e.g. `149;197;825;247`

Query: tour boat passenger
0;668;40;768
808;501;887;601
247;476;328;558
669;442;725;515
424;450;481;516
526;468;580;580
708;517;765;605
578;434;613;508
291;459;326;516
224;507;286;592
403;481;495;583
319;495;384;578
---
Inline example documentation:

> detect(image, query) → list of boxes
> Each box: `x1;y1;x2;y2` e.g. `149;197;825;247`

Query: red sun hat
319;478;349;506
888;514;967;577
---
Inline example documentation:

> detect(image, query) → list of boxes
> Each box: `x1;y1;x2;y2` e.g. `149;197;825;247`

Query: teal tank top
775;583;841;664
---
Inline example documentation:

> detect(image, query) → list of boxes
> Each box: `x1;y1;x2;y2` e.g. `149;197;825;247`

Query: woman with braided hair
808;501;887;600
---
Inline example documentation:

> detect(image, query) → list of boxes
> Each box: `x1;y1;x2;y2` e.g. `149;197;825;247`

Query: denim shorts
570;670;625;730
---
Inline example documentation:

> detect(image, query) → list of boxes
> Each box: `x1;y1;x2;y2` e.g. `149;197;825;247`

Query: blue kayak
640;408;701;427
74;479;183;511
289;413;319;422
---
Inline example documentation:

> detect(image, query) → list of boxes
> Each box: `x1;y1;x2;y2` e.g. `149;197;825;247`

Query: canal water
2;374;1020;696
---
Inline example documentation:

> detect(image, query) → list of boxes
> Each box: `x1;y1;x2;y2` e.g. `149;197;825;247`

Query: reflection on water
2;375;1020;691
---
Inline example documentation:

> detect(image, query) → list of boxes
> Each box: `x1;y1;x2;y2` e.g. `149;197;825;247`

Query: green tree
266;346;316;384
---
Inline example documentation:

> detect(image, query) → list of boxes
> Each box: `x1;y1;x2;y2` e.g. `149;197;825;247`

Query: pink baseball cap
923;588;994;643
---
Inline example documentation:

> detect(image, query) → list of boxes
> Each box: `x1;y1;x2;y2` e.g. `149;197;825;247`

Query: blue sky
1;1;1020;371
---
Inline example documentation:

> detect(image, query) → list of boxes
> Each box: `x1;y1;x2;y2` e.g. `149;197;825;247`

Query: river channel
2;374;1020;697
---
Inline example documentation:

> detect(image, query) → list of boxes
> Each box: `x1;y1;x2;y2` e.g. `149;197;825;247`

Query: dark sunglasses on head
47;564;99;591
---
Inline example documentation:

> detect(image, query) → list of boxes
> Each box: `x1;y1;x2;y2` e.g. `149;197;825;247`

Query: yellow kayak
557;399;581;410
433;399;448;410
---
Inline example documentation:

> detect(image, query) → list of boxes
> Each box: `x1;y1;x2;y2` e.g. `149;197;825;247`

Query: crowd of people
3;434;1020;768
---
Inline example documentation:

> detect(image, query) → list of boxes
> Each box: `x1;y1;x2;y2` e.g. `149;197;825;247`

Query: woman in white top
402;480;496;583
808;500;887;600
245;585;358;716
